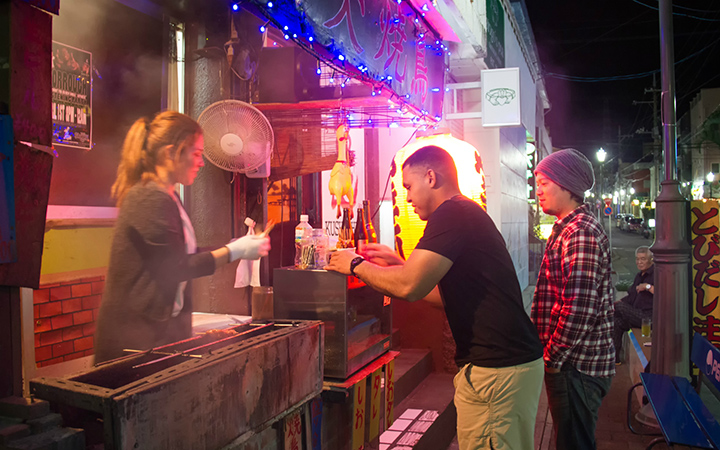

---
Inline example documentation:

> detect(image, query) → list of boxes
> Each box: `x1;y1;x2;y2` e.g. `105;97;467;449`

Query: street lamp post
597;148;611;251
651;0;691;378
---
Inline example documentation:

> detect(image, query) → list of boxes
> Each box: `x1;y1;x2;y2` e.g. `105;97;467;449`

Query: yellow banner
352;376;368;450
368;368;382;441
284;409;302;450
385;359;395;429
691;200;720;346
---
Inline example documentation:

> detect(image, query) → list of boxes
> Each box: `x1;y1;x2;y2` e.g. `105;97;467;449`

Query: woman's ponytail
111;117;150;206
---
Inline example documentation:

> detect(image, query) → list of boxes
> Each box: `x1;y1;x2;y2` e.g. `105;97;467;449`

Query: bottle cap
300;214;309;222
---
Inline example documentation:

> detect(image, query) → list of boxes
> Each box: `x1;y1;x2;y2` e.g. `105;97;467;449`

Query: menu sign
52;42;92;149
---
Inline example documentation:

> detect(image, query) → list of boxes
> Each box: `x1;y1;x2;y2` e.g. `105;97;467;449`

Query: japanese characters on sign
385;358;395;429
368;368;383;441
298;0;445;118
284;409;303;450
352;376;368;450
52;42;92;149
691;200;720;345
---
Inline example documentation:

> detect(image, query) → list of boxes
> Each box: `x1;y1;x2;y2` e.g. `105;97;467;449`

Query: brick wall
33;276;104;367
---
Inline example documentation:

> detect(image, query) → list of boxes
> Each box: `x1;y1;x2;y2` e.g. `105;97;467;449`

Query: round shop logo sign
707;350;720;382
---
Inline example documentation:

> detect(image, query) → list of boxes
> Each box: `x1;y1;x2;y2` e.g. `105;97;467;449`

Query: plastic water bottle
294;214;313;268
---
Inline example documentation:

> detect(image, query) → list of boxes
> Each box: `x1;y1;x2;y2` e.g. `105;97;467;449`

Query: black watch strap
350;256;365;276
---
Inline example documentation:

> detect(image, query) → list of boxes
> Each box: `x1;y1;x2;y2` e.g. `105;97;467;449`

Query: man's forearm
353;261;426;301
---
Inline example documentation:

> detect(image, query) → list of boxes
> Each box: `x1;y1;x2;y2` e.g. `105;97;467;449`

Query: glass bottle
354;207;367;250
363;200;377;244
338;208;354;249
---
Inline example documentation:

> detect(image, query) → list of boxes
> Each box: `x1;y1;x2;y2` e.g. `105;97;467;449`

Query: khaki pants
453;358;544;450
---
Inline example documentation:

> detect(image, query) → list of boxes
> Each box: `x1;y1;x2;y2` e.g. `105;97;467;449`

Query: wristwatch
646;284;652;290
350;256;365;276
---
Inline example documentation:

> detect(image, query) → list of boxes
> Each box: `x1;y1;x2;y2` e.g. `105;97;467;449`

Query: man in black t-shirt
326;145;544;450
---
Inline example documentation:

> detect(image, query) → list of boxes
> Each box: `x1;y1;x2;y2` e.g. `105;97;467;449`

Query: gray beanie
535;148;595;199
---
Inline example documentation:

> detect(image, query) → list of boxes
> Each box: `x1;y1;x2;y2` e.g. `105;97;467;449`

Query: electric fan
197;100;274;178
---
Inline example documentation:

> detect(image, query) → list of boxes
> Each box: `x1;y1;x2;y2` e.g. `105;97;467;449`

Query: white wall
504;13;536;136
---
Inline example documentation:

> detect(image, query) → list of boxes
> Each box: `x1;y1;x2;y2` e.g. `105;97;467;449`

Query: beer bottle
354;207;367;250
363;200;377;244
339;207;354;249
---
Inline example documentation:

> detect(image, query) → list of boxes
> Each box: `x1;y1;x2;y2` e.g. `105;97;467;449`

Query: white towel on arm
234;217;261;288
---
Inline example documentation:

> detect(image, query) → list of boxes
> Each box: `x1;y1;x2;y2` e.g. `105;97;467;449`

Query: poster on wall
0;116;17;264
691;200;720;347
52;42;92;149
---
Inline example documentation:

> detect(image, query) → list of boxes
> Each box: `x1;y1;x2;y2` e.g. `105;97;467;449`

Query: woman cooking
94;111;270;363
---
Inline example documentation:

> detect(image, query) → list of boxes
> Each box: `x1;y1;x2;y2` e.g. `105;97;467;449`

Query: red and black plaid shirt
532;203;616;377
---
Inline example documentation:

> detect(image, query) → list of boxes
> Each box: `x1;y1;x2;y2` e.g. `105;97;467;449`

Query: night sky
524;1;720;164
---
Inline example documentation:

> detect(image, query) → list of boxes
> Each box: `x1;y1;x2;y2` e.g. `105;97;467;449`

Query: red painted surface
33;275;105;366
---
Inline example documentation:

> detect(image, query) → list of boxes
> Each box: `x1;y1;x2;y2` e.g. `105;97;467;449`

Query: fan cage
198;100;274;173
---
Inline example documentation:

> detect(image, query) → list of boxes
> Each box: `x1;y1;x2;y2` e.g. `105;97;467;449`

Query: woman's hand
225;235;270;262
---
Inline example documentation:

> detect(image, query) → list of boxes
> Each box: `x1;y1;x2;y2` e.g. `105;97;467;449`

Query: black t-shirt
415;195;543;368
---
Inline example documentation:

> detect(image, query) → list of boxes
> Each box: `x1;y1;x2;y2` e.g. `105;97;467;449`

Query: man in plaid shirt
532;148;615;450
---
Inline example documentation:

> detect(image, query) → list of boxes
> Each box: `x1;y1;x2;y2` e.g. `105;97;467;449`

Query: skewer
131;322;275;369
259;220;275;238
123;348;202;358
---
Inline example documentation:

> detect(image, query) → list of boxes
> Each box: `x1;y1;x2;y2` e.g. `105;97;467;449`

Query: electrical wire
631;0;720;21
546;33;720;82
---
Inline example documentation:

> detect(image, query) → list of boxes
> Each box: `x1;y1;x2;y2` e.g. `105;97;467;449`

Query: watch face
646;284;651;290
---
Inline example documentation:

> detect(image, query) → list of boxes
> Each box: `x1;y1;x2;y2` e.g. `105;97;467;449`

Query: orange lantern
391;133;486;259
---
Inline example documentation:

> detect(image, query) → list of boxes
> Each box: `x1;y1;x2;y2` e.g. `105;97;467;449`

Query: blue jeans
544;363;612;450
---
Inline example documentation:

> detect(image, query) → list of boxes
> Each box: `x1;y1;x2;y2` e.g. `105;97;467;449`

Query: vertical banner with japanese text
691;200;720;346
52;42;92;149
352;376;368;450
385;358;395;429
284;409;303;450
368;367;382;441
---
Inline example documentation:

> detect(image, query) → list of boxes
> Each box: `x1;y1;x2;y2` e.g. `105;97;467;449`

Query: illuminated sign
390;133;486;259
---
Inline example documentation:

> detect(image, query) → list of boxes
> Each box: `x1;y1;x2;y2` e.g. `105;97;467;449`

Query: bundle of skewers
299;243;315;269
337;228;353;249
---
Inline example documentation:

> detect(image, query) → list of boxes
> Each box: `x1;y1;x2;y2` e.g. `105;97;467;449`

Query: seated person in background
613;246;654;364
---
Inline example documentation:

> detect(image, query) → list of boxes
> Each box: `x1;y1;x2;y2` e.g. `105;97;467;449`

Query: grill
30;320;324;450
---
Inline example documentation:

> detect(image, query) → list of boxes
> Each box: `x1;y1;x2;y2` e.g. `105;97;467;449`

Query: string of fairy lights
232;0;450;128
